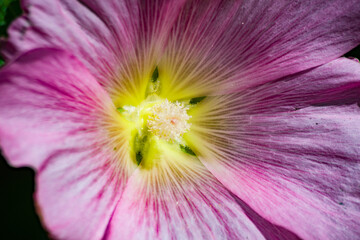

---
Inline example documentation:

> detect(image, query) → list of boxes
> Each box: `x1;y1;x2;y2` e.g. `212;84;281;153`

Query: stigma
147;99;191;143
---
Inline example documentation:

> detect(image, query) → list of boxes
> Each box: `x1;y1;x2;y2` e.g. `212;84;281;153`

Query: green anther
151;66;159;82
146;66;161;96
116;107;125;113
180;145;196;156
189;96;206;105
136;151;143;165
133;133;149;165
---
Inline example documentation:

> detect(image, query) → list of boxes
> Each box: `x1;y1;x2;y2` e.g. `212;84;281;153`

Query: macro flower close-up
1;0;360;239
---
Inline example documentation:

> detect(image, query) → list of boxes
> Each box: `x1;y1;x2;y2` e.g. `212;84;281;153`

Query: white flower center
147;99;191;142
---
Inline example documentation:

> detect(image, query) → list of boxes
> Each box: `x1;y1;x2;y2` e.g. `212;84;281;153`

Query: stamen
147;99;191;142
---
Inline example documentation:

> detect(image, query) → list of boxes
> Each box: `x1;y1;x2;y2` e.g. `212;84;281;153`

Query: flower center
147;99;191;142
113;67;202;166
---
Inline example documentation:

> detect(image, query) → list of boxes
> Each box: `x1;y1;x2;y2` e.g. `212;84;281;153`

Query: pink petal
106;149;264;240
0;48;107;169
4;1;360;98
0;49;134;239
229;58;360;114
187;59;360;239
3;0;117;85
159;0;360;98
237;198;301;240
2;0;186;95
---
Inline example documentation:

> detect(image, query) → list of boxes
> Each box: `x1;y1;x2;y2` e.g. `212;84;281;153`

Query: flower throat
116;67;202;166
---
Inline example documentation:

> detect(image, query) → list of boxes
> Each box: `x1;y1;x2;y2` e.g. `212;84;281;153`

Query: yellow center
116;96;193;166
111;67;202;166
120;97;191;143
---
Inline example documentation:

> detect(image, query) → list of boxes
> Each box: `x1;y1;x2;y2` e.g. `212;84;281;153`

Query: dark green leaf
0;0;22;37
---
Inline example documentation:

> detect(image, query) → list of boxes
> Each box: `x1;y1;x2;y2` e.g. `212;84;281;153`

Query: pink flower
1;0;360;239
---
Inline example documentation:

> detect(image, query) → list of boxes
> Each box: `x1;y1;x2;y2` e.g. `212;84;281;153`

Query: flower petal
105;142;264;240
224;58;360;115
186;59;360;239
0;49;134;239
2;0;117;85
0;48;106;169
159;0;360;98
1;0;186;105
236;198;301;240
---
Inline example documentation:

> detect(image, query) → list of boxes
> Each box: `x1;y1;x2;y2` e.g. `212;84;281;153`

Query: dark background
0;1;360;239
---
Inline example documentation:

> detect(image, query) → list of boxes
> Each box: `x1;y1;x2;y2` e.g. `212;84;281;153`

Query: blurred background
0;0;359;239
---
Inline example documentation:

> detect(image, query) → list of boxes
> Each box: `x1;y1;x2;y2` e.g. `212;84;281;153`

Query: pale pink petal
187;59;360;239
0;49;134;239
159;0;360;98
106;147;264;240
